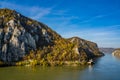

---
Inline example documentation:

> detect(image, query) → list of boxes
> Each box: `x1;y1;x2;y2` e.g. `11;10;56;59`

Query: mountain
68;37;103;61
0;8;103;66
99;48;115;53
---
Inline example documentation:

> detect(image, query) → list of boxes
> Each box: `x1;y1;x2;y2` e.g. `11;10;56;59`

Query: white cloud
51;10;70;16
79;15;106;23
62;24;120;38
0;1;53;20
0;1;77;21
0;1;120;48
60;24;120;48
79;10;120;24
30;7;52;19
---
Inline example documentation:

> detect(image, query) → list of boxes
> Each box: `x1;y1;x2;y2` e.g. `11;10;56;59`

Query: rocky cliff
0;8;103;66
0;8;61;62
112;49;120;58
68;37;104;61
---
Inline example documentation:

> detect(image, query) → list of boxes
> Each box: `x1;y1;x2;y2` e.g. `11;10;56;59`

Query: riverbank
0;59;95;67
0;54;120;80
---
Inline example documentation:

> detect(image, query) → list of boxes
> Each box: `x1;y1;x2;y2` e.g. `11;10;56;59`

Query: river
0;53;120;80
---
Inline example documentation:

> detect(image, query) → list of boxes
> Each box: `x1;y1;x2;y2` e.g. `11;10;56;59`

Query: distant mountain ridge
99;48;115;53
0;8;103;66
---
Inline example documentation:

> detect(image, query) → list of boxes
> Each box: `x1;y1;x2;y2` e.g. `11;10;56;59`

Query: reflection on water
0;54;120;80
112;53;120;60
88;65;93;72
81;54;120;80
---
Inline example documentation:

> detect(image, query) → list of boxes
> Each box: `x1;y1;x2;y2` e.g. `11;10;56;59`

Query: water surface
0;54;120;80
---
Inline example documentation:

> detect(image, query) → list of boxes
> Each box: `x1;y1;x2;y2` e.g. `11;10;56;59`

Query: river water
0;53;120;80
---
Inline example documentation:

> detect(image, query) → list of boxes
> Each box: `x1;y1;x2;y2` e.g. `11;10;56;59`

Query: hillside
0;8;103;66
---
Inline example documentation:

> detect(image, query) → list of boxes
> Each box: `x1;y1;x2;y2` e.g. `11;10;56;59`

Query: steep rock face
0;8;60;62
0;8;103;64
112;49;120;57
68;37;104;61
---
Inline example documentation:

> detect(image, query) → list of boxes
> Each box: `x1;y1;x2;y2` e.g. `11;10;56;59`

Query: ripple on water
0;54;120;80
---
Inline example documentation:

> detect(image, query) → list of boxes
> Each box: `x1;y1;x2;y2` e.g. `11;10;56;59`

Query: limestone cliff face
0;8;60;62
112;49;120;57
68;37;104;61
0;8;103;64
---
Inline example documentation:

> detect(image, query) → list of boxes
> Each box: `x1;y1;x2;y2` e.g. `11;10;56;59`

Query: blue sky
0;0;120;48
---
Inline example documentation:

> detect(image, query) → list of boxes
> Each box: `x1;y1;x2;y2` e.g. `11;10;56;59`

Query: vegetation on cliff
0;8;103;66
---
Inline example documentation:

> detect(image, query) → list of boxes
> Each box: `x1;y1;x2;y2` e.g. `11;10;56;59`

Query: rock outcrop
0;8;60;62
112;49;120;58
68;37;104;62
0;8;103;65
